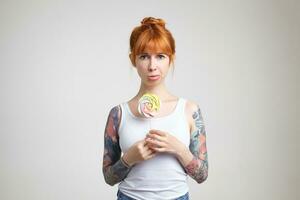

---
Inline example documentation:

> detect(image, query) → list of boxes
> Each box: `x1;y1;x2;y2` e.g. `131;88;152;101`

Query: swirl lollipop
138;93;161;149
138;93;161;118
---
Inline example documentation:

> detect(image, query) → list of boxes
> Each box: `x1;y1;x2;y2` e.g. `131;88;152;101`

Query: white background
0;0;299;199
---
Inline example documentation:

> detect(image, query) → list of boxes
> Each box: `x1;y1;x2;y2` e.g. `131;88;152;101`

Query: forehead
138;47;168;56
136;38;170;55
139;50;166;55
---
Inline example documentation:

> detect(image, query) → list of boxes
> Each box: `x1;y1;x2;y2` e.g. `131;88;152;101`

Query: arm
145;101;209;184
102;105;132;186
183;103;208;184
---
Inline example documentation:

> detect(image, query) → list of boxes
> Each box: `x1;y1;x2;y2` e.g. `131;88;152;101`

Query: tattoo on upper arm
103;106;120;167
184;105;208;183
102;106;131;186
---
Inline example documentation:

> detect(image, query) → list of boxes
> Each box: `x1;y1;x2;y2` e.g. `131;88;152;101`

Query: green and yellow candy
138;93;161;118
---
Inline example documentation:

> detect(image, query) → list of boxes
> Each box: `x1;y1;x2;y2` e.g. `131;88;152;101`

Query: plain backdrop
0;0;299;199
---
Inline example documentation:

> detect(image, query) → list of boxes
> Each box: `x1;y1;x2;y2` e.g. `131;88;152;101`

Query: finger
144;141;155;150
146;137;165;147
151;146;165;152
143;140;148;146
143;147;156;158
146;133;165;142
144;141;157;151
143;138;153;146
147;152;157;159
145;148;156;155
149;129;166;136
144;141;158;151
147;143;165;152
144;139;155;147
148;154;155;159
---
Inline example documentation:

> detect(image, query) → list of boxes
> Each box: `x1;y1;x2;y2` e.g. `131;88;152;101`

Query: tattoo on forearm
102;106;131;186
185;106;208;183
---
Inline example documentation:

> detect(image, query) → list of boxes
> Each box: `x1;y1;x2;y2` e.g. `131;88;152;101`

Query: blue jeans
117;190;189;200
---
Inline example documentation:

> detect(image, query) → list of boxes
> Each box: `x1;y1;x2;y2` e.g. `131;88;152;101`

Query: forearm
184;104;209;183
176;146;194;167
183;155;208;184
176;146;208;184
103;106;132;186
103;157;132;186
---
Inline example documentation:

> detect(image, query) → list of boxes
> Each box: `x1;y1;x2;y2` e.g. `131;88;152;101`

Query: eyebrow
139;52;166;55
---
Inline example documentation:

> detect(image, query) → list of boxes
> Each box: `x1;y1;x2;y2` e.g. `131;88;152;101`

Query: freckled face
134;52;170;86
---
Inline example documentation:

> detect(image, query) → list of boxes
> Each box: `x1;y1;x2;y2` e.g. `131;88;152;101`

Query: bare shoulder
184;99;199;133
185;99;199;115
107;104;122;130
109;105;122;118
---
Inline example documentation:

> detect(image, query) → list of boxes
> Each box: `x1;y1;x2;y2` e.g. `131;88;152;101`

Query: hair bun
141;17;166;28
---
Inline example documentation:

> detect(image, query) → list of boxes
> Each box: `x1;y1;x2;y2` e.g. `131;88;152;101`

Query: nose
148;57;157;72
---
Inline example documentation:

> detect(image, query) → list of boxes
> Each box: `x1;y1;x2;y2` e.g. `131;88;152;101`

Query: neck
135;82;173;101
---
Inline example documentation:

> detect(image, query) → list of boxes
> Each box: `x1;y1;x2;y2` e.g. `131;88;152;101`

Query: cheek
136;67;143;76
135;65;147;77
136;60;148;68
161;64;170;75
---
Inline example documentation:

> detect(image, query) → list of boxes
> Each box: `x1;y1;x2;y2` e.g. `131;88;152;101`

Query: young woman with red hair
102;17;208;200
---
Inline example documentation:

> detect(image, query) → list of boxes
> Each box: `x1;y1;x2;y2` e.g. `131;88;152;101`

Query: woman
102;17;208;200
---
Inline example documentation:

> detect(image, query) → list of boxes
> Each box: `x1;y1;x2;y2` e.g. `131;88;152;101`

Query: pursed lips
147;75;160;80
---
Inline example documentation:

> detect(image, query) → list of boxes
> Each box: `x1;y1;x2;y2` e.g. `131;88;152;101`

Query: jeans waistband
117;190;189;200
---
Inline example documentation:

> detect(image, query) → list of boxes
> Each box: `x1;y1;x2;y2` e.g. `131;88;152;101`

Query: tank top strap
118;102;128;133
119;102;126;115
175;97;186;116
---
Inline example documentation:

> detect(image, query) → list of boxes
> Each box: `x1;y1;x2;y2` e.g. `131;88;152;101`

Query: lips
148;75;160;81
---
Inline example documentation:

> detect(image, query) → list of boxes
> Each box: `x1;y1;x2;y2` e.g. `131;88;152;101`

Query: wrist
121;156;131;168
175;144;188;158
121;154;133;167
176;146;194;166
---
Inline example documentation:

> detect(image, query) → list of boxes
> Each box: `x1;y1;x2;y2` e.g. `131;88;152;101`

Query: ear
168;55;172;66
129;53;136;67
169;54;175;65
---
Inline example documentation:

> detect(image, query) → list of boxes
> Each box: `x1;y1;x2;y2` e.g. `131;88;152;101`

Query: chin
143;80;160;86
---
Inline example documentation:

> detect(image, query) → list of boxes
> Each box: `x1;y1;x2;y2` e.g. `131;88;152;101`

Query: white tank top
118;97;190;200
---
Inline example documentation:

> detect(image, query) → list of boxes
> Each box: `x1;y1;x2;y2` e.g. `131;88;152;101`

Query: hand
145;129;187;156
122;139;157;166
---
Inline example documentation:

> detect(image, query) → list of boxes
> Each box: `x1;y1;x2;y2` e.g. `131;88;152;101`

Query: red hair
129;17;176;66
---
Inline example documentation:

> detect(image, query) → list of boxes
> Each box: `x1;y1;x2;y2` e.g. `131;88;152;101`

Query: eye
157;54;166;59
139;54;149;60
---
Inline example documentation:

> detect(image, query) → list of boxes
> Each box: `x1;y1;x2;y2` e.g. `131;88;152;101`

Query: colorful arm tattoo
184;105;209;184
102;105;131;186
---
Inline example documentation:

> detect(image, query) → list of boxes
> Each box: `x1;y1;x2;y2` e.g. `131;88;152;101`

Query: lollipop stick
137;92;160;134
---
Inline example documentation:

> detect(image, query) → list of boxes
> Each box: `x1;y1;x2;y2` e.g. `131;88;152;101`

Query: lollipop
138;93;161;118
138;93;161;149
